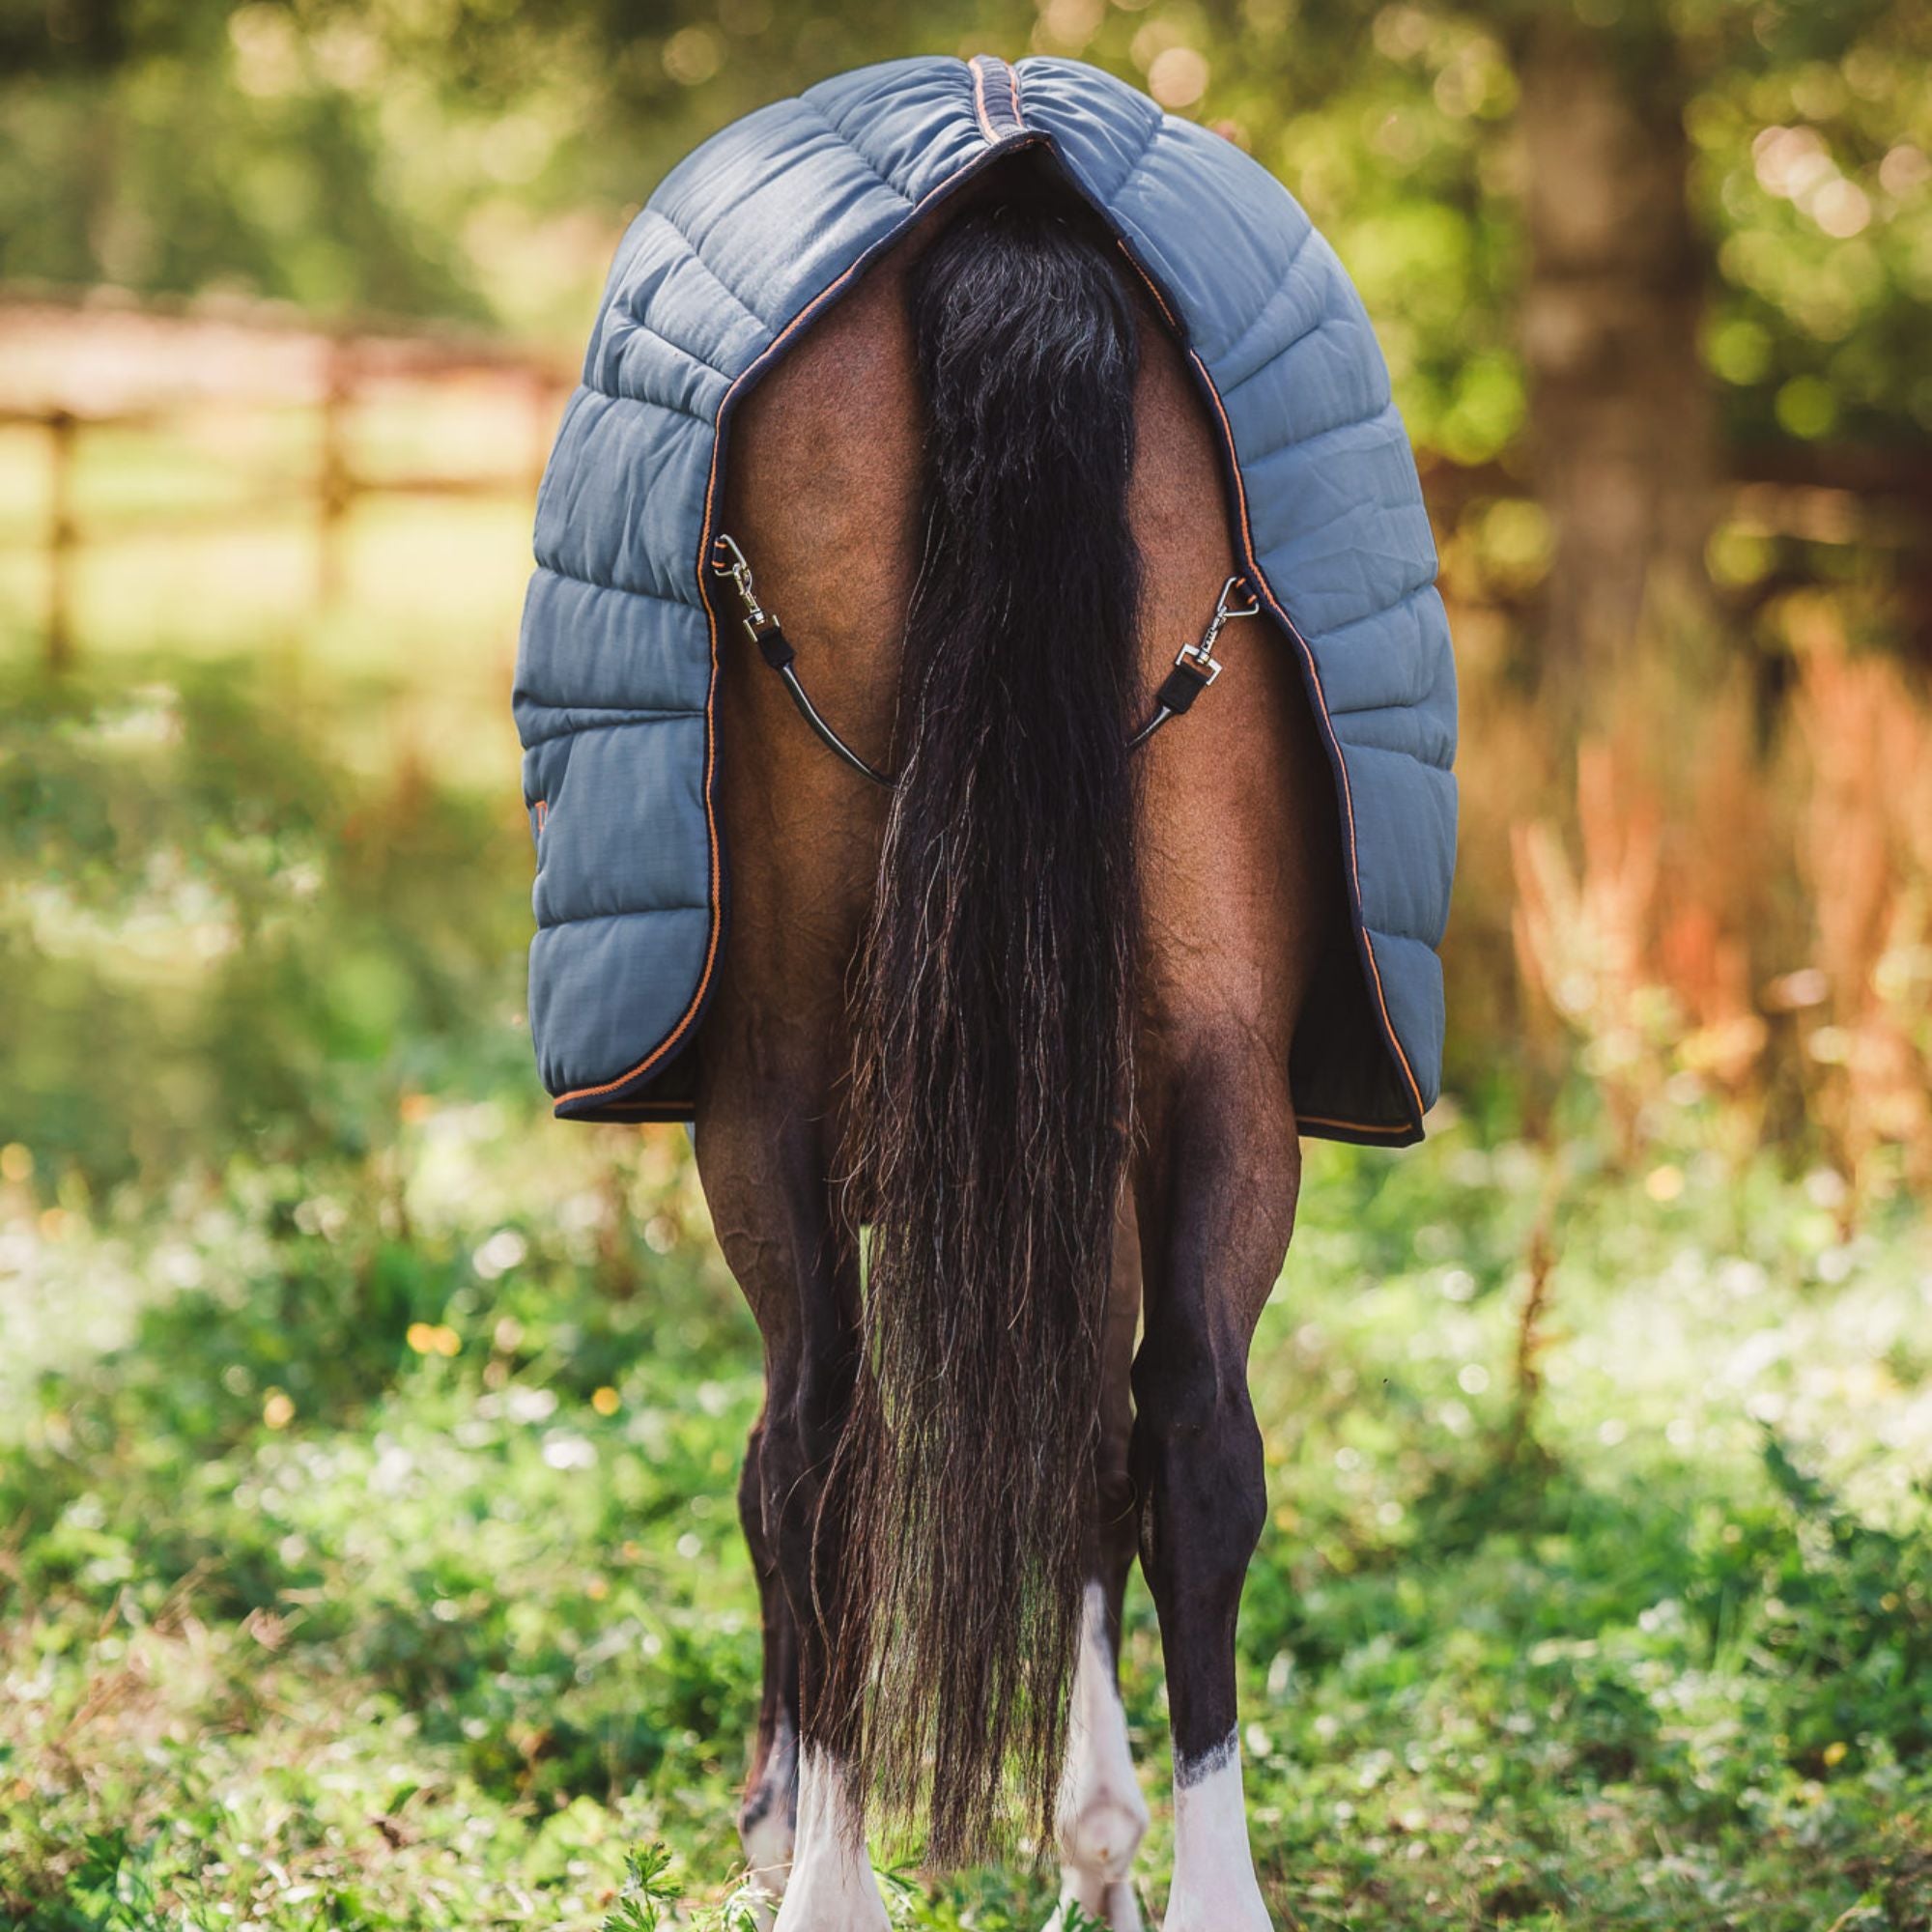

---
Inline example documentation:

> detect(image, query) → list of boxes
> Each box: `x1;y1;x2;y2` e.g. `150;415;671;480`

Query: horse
688;157;1344;1932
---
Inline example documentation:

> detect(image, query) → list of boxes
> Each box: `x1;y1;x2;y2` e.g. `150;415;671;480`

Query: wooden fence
0;291;574;671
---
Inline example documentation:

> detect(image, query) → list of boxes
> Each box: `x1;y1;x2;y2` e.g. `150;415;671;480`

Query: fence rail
5;287;1924;675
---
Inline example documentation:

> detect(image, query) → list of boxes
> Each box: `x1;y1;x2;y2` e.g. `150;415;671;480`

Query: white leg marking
739;1714;797;1929
1162;1734;1270;1932
1047;1582;1149;1932
771;1746;890;1932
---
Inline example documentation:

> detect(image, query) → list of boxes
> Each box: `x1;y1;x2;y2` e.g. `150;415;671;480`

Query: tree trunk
1516;14;1717;709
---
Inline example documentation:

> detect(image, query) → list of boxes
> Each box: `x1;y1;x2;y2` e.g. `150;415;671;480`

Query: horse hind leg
1050;1197;1151;1932
1113;216;1339;1928
693;1092;891;1932
736;1417;800;1923
772;1748;889;1932
1131;1054;1302;1932
694;150;923;1932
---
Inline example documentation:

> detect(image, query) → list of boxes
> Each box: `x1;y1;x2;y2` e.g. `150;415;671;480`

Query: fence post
317;340;355;611
45;409;77;674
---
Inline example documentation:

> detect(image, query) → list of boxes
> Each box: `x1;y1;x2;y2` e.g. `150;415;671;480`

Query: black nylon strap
1126;660;1216;750
750;619;893;786
763;621;1219;776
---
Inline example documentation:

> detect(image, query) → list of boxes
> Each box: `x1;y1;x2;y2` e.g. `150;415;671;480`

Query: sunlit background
3;4;1930;1927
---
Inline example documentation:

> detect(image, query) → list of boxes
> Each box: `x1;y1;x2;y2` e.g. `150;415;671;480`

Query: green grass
3;665;1930;1930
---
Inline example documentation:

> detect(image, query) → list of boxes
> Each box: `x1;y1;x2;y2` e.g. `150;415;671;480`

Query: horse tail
830;198;1144;1863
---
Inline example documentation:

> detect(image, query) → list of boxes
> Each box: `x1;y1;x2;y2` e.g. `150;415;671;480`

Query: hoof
1159;1906;1271;1932
1059;1790;1149;1883
771;1747;890;1932
738;1719;797;1918
1047;1875;1143;1931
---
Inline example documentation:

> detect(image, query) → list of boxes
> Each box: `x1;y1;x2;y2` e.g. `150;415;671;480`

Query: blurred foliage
0;662;529;1193
2;0;1928;460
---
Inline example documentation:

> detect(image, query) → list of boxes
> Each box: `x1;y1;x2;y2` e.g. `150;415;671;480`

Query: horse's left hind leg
736;1413;800;1919
693;1084;890;1932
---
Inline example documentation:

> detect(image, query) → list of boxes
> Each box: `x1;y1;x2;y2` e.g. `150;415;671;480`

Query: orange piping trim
553;141;1016;1111
1131;254;1185;336
1297;1113;1415;1138
969;53;1026;144
970;56;998;144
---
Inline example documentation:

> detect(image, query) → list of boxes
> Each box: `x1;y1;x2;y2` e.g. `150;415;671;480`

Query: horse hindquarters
694;160;1339;1925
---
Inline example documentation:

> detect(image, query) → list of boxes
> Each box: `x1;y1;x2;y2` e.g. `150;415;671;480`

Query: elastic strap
749;616;894;786
712;532;1251;791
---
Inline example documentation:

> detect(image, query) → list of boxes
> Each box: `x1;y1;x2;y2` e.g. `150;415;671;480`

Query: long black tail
828;197;1144;1863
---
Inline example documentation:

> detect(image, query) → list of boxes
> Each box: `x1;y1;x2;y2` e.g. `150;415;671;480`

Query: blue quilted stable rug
515;53;1457;1145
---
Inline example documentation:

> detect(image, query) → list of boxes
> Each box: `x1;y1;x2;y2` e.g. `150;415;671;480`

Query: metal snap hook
1177;574;1260;683
709;530;768;630
1216;574;1262;623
